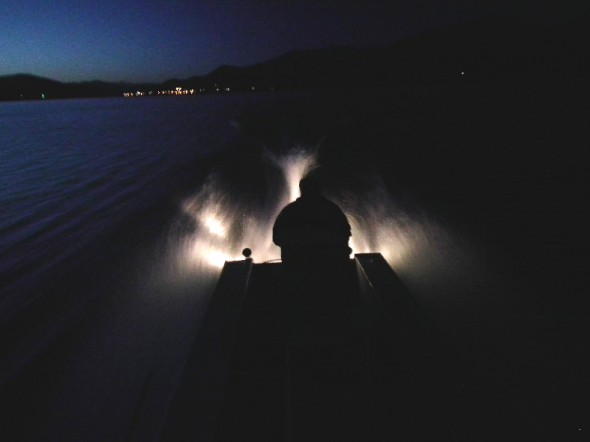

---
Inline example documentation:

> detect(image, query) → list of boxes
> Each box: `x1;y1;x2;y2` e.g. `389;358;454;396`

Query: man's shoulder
277;199;302;214
274;199;302;225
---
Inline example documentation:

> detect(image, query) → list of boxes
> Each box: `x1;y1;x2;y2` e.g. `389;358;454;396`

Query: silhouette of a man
273;174;351;267
273;175;358;439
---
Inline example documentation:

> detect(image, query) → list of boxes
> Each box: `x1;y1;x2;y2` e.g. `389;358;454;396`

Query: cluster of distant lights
123;71;468;98
20;72;477;101
123;85;263;98
123;87;196;98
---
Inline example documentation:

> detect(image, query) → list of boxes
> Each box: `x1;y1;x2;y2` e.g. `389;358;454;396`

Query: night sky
0;0;584;83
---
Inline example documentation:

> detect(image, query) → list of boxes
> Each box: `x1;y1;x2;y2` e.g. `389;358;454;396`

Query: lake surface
1;86;587;440
0;96;241;310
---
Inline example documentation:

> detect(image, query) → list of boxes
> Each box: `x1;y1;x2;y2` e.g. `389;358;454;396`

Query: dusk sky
0;0;584;83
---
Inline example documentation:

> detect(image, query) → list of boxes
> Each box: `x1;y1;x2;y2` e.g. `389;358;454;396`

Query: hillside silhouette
1;20;587;101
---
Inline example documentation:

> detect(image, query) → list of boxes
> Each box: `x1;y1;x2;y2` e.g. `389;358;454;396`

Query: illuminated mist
174;146;466;295
179;148;317;272
157;142;505;358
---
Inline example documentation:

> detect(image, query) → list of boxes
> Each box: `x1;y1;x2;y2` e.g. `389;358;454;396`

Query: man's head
299;174;322;197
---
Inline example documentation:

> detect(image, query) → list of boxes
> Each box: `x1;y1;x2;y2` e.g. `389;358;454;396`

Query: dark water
0;96;240;311
1;85;588;440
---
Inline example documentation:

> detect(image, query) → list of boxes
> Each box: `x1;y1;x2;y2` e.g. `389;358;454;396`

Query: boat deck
160;253;461;441
159;253;551;441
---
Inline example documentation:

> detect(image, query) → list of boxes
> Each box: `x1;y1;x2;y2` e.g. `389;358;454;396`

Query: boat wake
171;144;466;306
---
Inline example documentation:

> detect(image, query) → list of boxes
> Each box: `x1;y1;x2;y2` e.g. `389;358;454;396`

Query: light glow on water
190;238;236;269
202;213;227;238
179;148;318;273
275;149;318;204
176;146;461;300
167;144;496;341
180;147;417;273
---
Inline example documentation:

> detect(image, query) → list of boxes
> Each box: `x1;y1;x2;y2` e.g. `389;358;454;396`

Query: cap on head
299;173;322;197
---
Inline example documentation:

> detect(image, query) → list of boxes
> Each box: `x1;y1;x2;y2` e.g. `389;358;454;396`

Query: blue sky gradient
0;0;583;83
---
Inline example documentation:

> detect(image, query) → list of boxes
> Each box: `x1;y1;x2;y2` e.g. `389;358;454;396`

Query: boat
159;251;444;441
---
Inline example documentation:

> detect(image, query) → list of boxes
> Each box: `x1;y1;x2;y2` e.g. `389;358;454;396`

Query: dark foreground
0;77;588;440
160;254;553;441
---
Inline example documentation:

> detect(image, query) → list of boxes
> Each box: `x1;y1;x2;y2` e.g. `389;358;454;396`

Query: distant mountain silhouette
0;74;159;101
1;20;587;101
